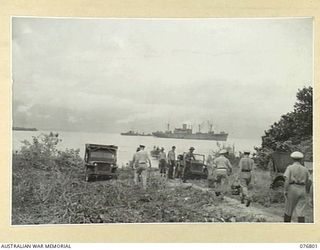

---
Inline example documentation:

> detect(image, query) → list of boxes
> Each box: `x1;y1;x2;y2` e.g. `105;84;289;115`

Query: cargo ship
121;131;152;136
152;123;228;141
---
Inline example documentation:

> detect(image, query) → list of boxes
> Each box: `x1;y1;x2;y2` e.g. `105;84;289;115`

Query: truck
84;143;118;182
268;151;313;190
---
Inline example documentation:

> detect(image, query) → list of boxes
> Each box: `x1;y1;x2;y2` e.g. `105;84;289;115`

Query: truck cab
84;144;118;182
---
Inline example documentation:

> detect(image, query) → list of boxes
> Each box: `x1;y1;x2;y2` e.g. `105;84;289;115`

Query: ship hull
121;133;152;136
152;132;228;141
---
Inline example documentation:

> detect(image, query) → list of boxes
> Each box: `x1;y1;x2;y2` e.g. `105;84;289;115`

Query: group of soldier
131;144;310;223
208;148;254;206
131;145;254;205
157;146;195;182
132;145;184;184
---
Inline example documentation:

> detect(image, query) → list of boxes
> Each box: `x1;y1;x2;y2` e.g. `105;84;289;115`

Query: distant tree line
13;127;38;131
255;86;313;169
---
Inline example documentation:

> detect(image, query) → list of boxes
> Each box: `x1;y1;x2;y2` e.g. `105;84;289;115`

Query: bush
12;133;84;221
255;87;313;169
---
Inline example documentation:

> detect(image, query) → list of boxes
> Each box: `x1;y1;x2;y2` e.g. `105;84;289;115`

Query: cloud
12;17;313;138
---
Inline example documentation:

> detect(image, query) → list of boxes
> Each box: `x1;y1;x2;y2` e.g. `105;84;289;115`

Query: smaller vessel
121;131;152;136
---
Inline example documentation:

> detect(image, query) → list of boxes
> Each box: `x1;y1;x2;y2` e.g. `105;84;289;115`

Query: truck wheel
276;179;284;187
273;179;284;189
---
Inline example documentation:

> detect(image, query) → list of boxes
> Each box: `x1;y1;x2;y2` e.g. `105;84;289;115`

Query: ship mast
207;120;213;133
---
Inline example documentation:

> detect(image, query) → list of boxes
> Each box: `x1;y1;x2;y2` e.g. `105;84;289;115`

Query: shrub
256;87;313;169
12;132;84;217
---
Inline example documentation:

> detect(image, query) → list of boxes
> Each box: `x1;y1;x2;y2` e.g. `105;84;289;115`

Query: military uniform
167;148;176;179
207;155;215;188
238;154;254;206
283;151;309;223
183;148;195;183
213;151;232;198
133;147;152;189
175;154;184;179
158;150;167;177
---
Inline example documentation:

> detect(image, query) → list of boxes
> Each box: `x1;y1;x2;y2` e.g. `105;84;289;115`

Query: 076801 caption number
300;244;318;248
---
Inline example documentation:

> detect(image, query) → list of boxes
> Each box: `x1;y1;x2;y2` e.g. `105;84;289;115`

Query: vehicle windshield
89;150;115;161
192;154;204;161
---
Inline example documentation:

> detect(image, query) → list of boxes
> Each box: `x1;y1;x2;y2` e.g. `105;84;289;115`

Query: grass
12;133;313;224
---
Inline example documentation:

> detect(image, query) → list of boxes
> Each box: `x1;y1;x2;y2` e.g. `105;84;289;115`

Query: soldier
182;147;196;183
283;151;309;223
206;153;215;172
133;145;152;189
167;146;176;179
238;150;254;207
158;147;167;178
206;153;216;188
175;154;184;179
213;149;232;199
130;146;141;168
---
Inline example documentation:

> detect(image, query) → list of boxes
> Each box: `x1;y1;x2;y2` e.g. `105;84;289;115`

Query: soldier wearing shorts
175;154;184;179
283;151;309;223
238;150;254;207
158;147;167;178
167;146;176;179
213;149;232;198
133;145;152;189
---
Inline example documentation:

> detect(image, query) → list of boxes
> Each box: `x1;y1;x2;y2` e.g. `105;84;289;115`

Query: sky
12;17;313;139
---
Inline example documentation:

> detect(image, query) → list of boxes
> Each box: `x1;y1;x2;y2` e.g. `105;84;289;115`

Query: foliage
17;132;61;170
256;86;313;169
253;146;273;170
12;133;84;210
12;133;220;224
12;132;273;224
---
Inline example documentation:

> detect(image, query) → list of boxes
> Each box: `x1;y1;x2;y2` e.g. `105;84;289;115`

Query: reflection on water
12;130;261;166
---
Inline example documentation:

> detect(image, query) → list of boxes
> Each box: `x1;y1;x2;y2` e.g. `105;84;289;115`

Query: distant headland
13;127;38;131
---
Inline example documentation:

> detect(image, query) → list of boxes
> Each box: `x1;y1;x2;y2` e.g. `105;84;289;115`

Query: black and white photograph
12;17;313;225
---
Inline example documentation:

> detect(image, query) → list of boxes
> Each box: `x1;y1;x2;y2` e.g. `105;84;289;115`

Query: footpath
164;177;283;223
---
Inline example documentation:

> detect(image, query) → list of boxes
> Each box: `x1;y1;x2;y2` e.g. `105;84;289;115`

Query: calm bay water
12;130;261;166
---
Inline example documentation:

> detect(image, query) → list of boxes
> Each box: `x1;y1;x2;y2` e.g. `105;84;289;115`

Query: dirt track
165;178;283;223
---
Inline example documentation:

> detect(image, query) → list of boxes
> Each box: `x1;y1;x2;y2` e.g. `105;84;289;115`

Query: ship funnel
182;124;187;130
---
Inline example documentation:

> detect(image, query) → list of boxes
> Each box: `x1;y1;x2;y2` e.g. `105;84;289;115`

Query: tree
262;86;312;149
256;86;313;168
